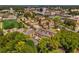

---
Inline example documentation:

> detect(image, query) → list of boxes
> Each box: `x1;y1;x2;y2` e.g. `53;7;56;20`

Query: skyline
0;5;79;9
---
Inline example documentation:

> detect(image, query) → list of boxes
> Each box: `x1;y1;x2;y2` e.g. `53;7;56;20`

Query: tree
0;32;37;53
38;36;61;53
0;29;3;36
24;12;36;19
38;37;50;53
64;18;76;30
15;40;37;53
38;29;79;53
53;30;79;52
48;49;64;53
53;16;61;28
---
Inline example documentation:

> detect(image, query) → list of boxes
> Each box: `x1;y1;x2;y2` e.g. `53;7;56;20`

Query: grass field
3;19;24;29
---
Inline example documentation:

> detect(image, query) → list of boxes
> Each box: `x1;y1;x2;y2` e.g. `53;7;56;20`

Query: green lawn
3;19;24;29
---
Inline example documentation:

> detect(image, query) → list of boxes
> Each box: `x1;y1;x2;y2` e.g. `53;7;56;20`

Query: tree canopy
0;32;37;53
38;30;79;53
53;30;79;52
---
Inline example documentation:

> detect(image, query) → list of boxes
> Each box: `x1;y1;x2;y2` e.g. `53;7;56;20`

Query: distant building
1;10;9;13
36;29;54;37
71;9;79;12
71;16;79;32
3;14;17;20
9;8;14;14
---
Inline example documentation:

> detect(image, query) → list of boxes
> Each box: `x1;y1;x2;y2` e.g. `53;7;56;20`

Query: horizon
0;5;79;9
